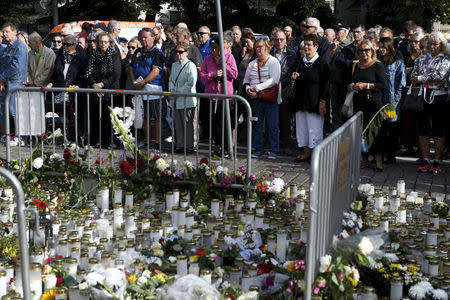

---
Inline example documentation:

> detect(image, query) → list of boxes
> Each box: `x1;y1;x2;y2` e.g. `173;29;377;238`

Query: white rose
50;153;62;161
319;255;332;273
358;237;374;255
32;157;43;169
155;158;169;171
137;276;148;285
44;274;57;290
168;256;176;263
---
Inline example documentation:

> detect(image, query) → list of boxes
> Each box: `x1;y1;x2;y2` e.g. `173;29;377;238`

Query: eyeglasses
301;25;315;29
175;50;186;54
63;43;74;46
127;46;136;50
358;48;371;53
53;40;62;43
197;32;209;35
99;40;109;44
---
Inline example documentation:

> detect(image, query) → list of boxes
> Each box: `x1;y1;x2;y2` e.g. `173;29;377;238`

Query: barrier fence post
0;167;31;300
304;112;363;299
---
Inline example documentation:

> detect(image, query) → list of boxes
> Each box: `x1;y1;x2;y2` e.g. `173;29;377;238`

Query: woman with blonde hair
347;39;387;171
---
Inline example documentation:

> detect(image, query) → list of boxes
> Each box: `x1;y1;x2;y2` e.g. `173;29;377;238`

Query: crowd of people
0;18;449;173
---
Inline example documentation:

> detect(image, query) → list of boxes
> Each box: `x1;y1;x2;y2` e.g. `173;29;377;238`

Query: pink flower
285;288;292;295
64;172;68;178
338;273;344;280
313;287;320;294
144;169;149;175
317;280;326;288
250;174;256;181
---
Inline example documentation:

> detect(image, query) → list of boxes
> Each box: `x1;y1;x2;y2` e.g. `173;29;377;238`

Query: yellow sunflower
41;289;56;300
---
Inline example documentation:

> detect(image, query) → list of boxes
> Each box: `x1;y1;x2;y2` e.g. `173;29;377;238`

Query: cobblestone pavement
0;143;448;199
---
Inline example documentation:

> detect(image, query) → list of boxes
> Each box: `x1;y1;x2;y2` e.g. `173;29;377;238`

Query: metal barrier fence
0;167;30;300
304;111;363;299
4;87;255;186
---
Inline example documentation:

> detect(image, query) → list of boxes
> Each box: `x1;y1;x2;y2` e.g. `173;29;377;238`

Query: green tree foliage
276;0;336;31
58;0;158;22
0;0;38;25
365;0;449;30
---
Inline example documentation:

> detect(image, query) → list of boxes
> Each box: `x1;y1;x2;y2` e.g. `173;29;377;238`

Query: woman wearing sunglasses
122;38;141;90
347;39;387;171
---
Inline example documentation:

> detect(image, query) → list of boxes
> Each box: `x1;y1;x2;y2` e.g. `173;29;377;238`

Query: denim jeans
0;82;23;124
251;98;279;154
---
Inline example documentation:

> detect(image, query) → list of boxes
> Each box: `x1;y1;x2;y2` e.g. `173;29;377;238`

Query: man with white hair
28;32;56;87
292;17;330;63
176;22;188;29
108;19;126;59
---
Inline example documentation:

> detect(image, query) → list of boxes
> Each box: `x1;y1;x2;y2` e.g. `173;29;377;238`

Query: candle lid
391;276;403;283
249;285;259;291
56;288;67;295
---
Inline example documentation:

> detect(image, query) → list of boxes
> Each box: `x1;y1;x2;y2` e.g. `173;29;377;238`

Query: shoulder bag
401;84;424;111
257;61;279;103
341;62;357;118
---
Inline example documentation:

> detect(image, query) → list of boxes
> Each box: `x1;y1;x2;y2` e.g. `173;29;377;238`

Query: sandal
294;155;311;163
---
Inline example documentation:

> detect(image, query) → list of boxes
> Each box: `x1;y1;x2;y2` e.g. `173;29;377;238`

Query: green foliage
58;0;154;22
0;233;19;260
0;0;38;25
362;104;393;151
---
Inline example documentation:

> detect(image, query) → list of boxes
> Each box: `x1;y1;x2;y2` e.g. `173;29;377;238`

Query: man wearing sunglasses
128;28;165;147
197;26;211;60
291;17;330;63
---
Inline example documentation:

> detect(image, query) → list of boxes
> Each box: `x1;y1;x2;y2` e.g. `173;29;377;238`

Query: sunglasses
127;46;136;50
358;48;371;53
53;40;62;43
175;50;186;54
301;25;315;29
88;40;96;43
197;32;209;35
428;42;440;46
63;43;74;46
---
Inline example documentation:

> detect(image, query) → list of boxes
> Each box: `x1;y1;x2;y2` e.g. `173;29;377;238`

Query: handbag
256;61;279;103
341;63;358;117
401;85;424;111
341;91;354;118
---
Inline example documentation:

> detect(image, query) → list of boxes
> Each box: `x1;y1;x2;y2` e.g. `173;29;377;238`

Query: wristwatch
366;83;370;90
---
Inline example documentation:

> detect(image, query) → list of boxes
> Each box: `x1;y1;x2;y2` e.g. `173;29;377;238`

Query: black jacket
85;49;122;89
293;56;330;114
335;42;357;70
51;52;88;87
270;46;297;86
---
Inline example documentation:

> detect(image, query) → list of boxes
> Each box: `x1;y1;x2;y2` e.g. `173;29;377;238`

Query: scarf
302;53;319;67
63;50;76;64
85;46;115;82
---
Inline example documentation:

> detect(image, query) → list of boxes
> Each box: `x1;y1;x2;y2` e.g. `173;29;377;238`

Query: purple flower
288;280;294;288
270;172;276;177
250;174;256;181
239;166;244;173
285;288;292;295
266;276;274;286
220;177;233;187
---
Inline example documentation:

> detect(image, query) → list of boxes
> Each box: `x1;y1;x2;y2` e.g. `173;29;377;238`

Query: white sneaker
164;136;173;143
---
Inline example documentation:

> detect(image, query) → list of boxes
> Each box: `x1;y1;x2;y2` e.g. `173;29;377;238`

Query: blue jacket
198;38;211;60
0;38;28;84
383;59;406;121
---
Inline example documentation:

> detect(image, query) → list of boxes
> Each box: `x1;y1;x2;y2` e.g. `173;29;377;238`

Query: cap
93;22;107;32
209;37;221;48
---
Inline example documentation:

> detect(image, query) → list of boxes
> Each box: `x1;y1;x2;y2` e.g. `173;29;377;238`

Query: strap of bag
257;58;281;89
173;60;191;88
351;62;357;80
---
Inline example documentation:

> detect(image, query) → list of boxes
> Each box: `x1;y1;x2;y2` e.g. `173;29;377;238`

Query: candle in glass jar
390;277;403;300
125;192;133;208
177;255;188;276
165;192;174;210
114;188;123;205
276;230;287;262
397;180;405;196
189;262;199;276
389;196;400;212
55;288;67;300
0;270;6;297
101;187;109;211
426;228;438;246
296;199;305;217
428;259;439;276
30;263;42;300
173;189;180;207
396;207;406;223
430;214;439;229
211;199;220;217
